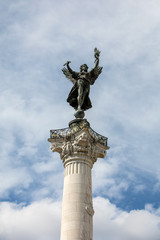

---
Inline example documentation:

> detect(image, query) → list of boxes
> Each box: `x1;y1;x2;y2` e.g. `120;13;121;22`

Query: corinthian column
48;119;109;240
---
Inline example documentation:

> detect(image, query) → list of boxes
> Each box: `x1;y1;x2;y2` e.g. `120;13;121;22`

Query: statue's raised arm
88;48;103;85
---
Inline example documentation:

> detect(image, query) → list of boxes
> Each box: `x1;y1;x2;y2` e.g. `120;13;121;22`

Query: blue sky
0;0;160;239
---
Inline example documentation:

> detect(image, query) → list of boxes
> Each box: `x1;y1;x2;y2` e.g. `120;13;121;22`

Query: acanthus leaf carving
50;128;108;167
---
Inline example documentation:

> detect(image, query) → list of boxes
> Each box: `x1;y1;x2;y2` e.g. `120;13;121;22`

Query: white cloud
0;167;32;198
92;157;129;199
93;197;160;240
0;199;61;240
0;197;160;240
0;0;160;230
0;90;66;200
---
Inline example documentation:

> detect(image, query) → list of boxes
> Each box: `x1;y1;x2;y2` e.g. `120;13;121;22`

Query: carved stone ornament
48;119;109;168
85;203;95;216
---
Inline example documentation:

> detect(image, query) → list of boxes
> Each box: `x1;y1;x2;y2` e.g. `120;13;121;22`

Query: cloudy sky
0;0;160;239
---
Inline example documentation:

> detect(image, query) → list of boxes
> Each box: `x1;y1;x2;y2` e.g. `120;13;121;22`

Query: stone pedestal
48;119;109;240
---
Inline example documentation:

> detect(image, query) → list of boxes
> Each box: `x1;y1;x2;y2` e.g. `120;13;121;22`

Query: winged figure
62;48;103;118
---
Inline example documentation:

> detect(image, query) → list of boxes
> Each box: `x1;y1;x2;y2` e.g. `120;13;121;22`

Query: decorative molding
85;203;94;216
49;119;109;147
64;162;91;176
49;119;109;168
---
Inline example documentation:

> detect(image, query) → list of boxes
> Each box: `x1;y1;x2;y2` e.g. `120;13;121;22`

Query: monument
48;48;109;240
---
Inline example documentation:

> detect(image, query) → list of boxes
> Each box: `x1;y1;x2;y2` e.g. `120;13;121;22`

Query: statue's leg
78;91;88;111
77;80;84;111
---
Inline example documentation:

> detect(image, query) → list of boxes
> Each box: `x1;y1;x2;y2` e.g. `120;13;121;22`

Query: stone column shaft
48;119;109;240
61;160;93;240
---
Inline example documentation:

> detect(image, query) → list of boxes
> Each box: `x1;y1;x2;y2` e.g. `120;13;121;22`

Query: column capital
48;119;109;168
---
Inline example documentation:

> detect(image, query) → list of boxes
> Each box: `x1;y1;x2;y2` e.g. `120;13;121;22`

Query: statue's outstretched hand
63;61;71;66
94;48;100;63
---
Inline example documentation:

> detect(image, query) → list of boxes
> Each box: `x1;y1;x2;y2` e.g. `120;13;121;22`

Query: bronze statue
62;48;102;118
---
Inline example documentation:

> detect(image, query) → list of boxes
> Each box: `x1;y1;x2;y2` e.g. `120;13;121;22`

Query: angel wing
62;67;78;84
89;65;103;85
